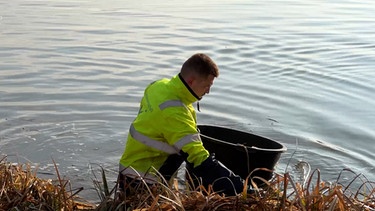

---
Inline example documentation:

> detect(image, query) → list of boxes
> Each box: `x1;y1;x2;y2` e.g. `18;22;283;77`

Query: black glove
186;154;244;196
159;151;188;181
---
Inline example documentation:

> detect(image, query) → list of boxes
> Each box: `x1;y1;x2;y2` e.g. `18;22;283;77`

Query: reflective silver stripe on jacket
159;100;187;110
174;133;201;149
130;124;178;154
130;124;200;154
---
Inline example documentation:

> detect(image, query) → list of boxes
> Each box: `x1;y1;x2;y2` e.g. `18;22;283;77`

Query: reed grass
0;156;95;210
1;155;374;210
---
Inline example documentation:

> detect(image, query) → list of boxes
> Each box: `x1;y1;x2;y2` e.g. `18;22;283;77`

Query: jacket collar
170;74;200;105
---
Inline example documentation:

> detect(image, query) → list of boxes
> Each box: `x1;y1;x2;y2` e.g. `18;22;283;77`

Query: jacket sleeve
162;107;209;167
161;107;246;196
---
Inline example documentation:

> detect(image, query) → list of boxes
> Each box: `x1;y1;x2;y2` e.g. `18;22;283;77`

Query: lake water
1;0;374;201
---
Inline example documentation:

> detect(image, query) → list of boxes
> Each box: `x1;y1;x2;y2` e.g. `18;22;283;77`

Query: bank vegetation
1;156;374;210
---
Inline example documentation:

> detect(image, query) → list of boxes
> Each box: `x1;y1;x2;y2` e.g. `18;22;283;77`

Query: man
119;53;245;196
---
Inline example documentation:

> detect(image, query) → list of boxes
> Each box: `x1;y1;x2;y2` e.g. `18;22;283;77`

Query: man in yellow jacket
119;53;245;196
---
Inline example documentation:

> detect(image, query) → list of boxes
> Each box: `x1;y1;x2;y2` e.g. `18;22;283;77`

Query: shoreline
1;157;374;210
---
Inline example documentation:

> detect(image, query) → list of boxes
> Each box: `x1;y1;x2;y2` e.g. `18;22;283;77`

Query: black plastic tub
198;125;287;184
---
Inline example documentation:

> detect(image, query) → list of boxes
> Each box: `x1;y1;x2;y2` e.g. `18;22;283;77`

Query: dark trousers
118;173;154;194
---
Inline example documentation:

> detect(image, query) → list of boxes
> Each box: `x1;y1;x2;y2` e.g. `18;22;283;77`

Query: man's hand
186;153;244;196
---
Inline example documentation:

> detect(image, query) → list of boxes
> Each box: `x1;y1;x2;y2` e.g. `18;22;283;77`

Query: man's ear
186;76;195;85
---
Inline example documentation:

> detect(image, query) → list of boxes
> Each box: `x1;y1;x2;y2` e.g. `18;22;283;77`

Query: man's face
189;74;215;98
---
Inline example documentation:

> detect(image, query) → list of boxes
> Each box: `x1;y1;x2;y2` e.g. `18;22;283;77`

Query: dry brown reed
95;167;375;211
1;155;374;210
0;156;94;210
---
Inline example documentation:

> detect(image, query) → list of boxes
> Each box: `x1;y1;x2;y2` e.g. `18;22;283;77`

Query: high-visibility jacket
119;74;209;179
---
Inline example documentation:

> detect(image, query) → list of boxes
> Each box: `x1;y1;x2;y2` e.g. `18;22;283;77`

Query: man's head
180;53;219;98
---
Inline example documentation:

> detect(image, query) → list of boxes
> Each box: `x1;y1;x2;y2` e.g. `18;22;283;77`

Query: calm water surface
1;0;375;201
